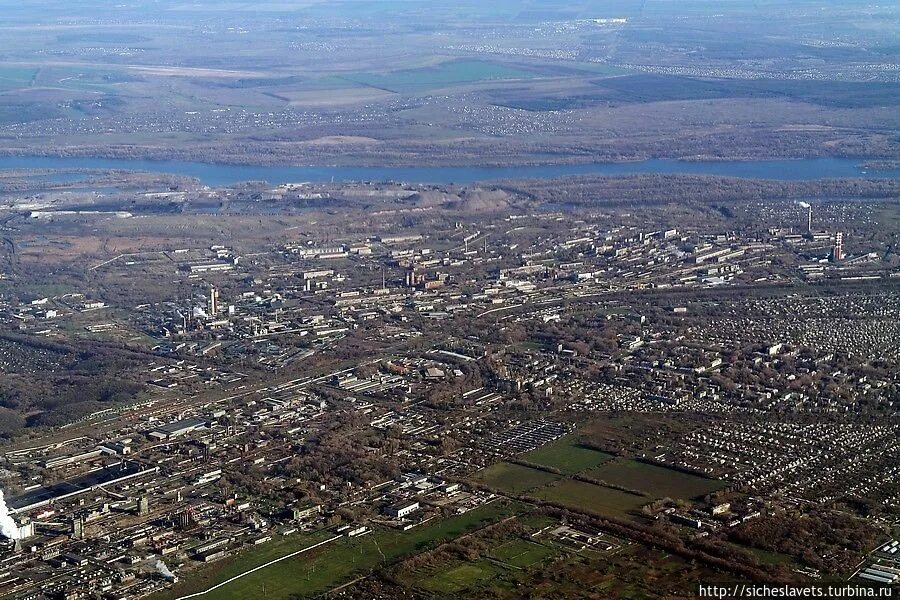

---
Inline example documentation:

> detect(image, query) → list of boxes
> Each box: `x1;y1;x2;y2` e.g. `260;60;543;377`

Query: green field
0;67;37;91
0;65;123;94
740;545;796;567
419;559;506;594
341;60;539;93
585;459;724;500
534;479;648;519
564;61;631;77
0;67;38;81
473;462;562;494
154;501;522;600
152;530;334;600
402;525;716;598
517;514;558;530
489;538;555;568
521;436;614;474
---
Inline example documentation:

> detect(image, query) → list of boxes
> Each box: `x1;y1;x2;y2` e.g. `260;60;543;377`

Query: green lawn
521;436;614;474
155;501;522;600
585;459;724;500
473;462;563;494
535;479;648;519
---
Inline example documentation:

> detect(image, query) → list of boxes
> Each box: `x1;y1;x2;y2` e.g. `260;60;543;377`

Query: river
0;156;896;186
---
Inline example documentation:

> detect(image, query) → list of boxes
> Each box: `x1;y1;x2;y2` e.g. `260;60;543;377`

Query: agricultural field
472;462;562;494
593;75;900;109
340;60;541;94
520;435;614;474
0;66;37;91
274;86;397;107
585;459;725;500
0;65;127;94
534;480;649;520
0;0;896;165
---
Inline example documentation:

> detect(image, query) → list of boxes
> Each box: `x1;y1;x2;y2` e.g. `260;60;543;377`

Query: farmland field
472;462;563;494
340;60;540;94
520;436;614;474
0;66;38;91
534;479;648;519
277;87;397;107
584;459;724;500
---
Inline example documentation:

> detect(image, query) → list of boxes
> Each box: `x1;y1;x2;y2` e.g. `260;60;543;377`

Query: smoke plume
156;559;177;581
0;489;21;540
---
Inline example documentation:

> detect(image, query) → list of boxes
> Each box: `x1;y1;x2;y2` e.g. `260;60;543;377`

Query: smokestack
0;489;22;540
833;232;844;262
795;201;812;235
208;287;219;315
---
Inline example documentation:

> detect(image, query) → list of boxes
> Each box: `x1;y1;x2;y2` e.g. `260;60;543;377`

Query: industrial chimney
833;232;844;262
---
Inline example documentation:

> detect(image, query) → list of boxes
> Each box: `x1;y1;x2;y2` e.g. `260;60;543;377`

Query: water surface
0;156;894;186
